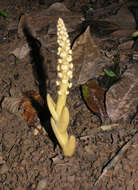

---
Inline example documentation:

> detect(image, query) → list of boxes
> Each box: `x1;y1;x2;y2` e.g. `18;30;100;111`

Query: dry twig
93;132;138;188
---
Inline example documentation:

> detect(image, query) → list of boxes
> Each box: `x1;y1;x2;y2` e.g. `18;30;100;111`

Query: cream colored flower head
56;18;73;95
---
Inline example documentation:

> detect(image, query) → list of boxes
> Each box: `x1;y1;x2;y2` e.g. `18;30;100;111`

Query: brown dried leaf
21;90;43;126
89;20;119;38
82;80;108;122
18;3;82;42
2;90;43;127
2;97;22;116
99;6;136;39
106;64;138;122
109;29;135;38
10;42;29;59
72;26;111;86
104;6;136;29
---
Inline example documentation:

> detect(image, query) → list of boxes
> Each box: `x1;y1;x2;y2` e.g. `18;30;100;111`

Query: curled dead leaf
106;64;138;122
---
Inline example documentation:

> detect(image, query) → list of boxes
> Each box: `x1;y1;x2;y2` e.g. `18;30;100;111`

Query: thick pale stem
56;84;68;116
63;136;76;157
51;118;68;147
47;94;58;121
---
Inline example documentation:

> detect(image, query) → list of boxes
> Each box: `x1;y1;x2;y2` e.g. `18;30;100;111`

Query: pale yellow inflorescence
47;18;76;156
56;18;73;96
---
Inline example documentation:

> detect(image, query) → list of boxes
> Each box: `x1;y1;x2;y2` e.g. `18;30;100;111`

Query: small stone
37;124;42;130
134;180;138;190
31;183;36;189
67;175;75;183
20;159;27;166
31;151;40;162
0;155;5;164
84;145;94;155
0;164;9;174
0;116;5;125
15;186;25;190
37;178;48;190
118;128;126;139
34;129;39;136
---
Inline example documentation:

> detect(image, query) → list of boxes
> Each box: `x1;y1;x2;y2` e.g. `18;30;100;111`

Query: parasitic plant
47;18;76;156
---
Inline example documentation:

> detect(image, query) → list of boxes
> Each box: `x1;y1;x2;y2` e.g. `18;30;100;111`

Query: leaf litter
72;26;111;86
81;80;108;122
93;132;138;189
106;64;138;122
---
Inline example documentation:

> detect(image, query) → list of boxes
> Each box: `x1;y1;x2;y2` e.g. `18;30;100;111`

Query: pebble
0;164;9;174
0;155;5;164
34;128;39;136
37;178;48;190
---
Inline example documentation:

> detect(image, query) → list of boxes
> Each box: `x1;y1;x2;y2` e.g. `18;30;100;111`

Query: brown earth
0;0;138;190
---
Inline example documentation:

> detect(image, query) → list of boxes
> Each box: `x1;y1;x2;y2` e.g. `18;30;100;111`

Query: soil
0;0;138;190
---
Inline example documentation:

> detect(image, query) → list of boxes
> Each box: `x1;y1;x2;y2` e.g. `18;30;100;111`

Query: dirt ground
0;0;138;190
